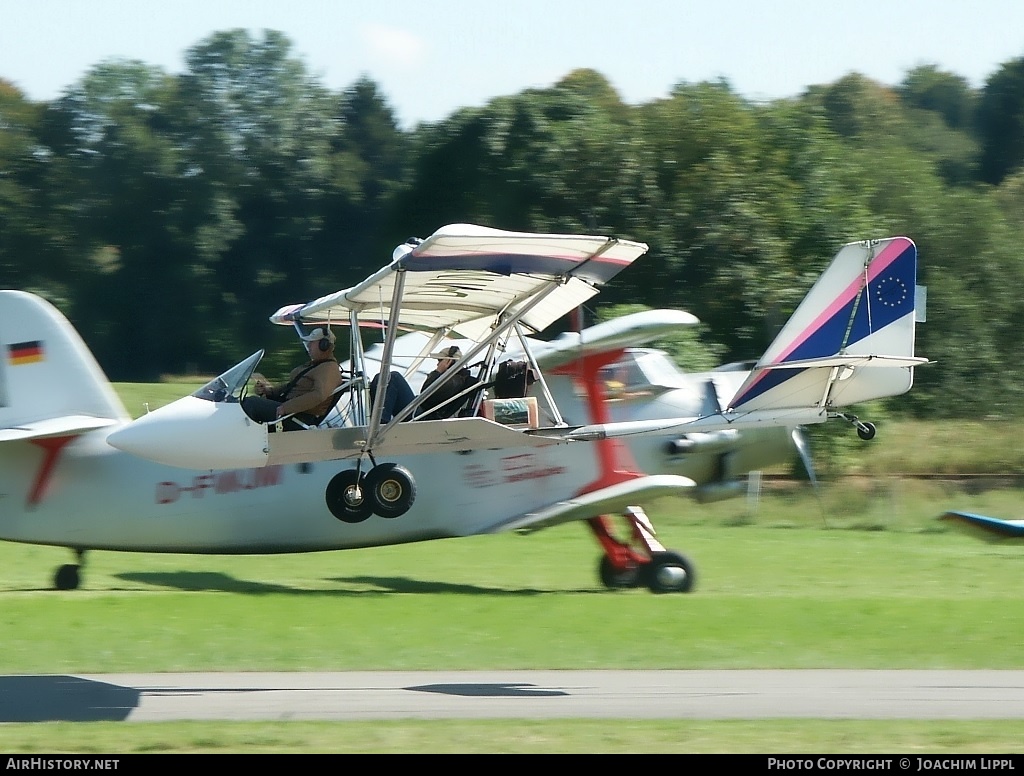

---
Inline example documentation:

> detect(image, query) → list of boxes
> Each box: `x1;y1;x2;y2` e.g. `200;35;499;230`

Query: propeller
791;426;827;525
791;427;818;488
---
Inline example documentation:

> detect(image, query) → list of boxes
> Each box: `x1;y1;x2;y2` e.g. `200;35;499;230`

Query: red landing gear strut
556;346;696;594
588;508;695;593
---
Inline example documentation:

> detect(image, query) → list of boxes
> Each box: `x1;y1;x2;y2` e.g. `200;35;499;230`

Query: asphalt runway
3;670;1024;722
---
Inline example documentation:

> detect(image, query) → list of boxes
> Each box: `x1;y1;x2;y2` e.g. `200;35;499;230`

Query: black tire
598;555;641;589
325;470;373;523
54;564;80;591
365;463;416;518
857;421;877;441
643;551;696;594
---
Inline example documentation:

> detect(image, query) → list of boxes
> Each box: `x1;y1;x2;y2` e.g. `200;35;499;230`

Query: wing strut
365;267;409;446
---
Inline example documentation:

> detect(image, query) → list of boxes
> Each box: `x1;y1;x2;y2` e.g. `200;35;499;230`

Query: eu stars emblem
875;276;907;308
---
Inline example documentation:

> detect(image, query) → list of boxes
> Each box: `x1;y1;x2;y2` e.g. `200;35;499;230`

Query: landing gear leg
54;548;85;591
588;507;696;593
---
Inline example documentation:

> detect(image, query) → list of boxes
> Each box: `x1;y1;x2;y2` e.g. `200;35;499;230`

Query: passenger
242;327;342;430
369;370;416;423
419;345;474;420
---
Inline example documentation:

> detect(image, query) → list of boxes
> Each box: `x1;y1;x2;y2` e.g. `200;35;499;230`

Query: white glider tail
0;290;128;442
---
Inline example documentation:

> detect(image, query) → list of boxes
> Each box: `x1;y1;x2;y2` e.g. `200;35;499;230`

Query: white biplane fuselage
0;224;928;591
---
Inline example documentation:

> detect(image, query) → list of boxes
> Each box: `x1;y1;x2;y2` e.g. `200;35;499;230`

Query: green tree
898;66;980;184
0;81;81;303
46;60;230;378
977;57;1024;184
899;65;976;130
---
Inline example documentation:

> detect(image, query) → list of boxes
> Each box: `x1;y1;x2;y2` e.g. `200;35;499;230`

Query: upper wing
269;224;649;341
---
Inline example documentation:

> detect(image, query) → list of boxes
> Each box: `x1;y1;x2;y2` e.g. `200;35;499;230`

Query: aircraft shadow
115;571;599;596
407;683;568;697
0;676;137;722
0;676;311;722
116;571;307;594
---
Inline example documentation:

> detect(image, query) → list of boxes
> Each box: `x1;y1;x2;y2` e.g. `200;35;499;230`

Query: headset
317;328;334;352
303;327;333;352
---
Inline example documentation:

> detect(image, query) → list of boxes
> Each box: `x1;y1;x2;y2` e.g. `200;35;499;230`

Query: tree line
3;29;1024;419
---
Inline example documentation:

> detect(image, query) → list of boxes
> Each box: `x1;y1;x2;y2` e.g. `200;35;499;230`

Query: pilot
242;327;342;430
418;345;474;420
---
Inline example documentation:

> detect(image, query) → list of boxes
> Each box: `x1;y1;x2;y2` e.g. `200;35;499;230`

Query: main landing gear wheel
643;551;696;594
325;470;373;523
598;556;641;590
365;463;416;519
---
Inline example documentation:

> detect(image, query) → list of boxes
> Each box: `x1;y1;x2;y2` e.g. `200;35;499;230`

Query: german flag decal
8;340;44;365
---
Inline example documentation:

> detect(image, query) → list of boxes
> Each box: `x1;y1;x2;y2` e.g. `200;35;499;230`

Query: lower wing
483;474;695;534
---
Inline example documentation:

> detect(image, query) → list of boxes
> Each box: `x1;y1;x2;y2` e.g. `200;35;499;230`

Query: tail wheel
54;564;80;591
598;555;641;589
325;469;373;523
365;463;416;518
643;551;696;594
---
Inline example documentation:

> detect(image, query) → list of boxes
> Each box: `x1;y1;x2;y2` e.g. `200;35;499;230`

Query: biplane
3;225;928;591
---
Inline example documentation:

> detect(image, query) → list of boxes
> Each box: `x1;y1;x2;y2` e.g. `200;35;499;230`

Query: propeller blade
791;427;819;489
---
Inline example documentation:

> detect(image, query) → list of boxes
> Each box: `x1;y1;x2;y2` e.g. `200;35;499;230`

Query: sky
2;0;1023;129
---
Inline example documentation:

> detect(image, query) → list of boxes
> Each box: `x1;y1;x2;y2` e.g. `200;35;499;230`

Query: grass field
3;492;1024;752
2;384;1023;752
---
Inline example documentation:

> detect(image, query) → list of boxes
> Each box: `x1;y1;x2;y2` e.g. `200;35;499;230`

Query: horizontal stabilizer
486;474;695;534
539;407;828;443
0;415;118;442
939;511;1024;542
757;354;932;371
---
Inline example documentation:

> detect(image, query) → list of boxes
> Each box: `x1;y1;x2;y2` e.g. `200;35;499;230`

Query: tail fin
0;290;128;440
728;237;928;412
